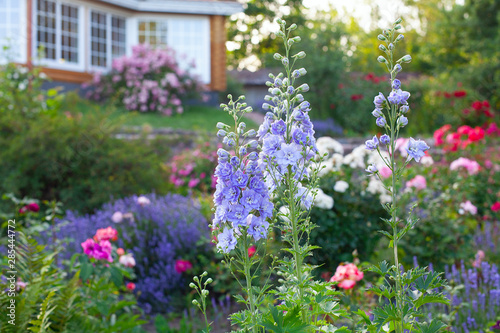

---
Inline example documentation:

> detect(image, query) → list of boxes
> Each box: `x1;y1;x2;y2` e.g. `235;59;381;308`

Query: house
0;0;243;91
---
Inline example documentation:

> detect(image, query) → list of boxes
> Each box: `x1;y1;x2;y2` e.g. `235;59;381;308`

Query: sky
302;0;418;31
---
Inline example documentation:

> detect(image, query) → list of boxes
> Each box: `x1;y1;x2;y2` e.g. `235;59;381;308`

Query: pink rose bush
450;157;481;175
406;175;427;190
81;238;114;262
174;259;193;273
85;44;205;115
330;263;364;290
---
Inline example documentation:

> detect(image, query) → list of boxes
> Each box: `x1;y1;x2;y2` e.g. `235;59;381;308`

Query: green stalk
242;231;258;333
288;182;307;325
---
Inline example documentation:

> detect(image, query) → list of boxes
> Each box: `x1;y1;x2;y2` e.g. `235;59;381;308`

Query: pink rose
459;200;477;215
94;227;118;242
175;259;193;273
450;157;480;175
378;166;392;178
406;175;427;190
126;282;136;291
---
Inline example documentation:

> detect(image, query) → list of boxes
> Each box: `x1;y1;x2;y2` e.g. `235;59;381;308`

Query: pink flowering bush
85;44;206;115
166;142;219;194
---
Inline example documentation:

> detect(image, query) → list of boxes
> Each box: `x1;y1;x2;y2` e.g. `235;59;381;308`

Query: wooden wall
209;15;227;92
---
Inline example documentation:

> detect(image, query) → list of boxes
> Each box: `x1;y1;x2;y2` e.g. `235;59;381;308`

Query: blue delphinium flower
376;117;387;127
217;227;237;253
380;134;390;145
406;138;430;162
365;164;378;174
397;115;408;128
365;135;380;151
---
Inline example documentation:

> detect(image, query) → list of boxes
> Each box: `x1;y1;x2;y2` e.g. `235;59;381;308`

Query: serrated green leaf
414;294;450;309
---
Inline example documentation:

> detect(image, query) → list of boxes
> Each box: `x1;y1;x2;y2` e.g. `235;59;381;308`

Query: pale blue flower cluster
258;71;318;198
213;122;274;253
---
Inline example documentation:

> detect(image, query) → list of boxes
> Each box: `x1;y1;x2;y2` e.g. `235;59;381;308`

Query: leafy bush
0;62;62;116
0;103;171;213
53;193;210;313
85;44;206;115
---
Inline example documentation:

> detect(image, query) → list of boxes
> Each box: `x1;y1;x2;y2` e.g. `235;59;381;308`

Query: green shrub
0;102;172;213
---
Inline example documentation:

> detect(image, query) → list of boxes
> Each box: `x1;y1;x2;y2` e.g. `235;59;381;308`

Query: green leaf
110;266;123;287
80;262;93;282
414;294;450;309
416;319;448;333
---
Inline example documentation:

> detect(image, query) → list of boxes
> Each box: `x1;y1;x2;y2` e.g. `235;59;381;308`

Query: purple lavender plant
50;193;209;313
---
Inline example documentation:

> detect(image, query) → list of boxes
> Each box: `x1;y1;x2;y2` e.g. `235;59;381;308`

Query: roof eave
97;0;243;15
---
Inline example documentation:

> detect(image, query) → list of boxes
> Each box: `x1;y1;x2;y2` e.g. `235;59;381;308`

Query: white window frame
33;0;85;71
132;15;211;84
89;10;127;71
0;0;27;64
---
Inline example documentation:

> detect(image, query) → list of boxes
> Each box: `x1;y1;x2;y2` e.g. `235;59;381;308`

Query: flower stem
242;231;258;333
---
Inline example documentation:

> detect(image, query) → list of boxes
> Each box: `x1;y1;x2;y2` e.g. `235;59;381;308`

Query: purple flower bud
372;108;383;118
373;92;386;108
376;117;387;128
217;148;230;161
365;164;378;174
365;135;379;151
230;156;240;167
274;78;283;87
247;152;258;161
262;103;271;110
217;130;227;138
299;101;310;111
400;105;409;114
226;138;236;147
287;86;294;94
216;122;227;129
380;134;390;145
239;147;247;155
295;94;304;103
297;83;309;92
397;115;408;127
246;140;258;149
394;64;402;73
392;79;401;90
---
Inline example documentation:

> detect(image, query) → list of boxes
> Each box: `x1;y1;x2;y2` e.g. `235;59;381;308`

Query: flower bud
202;290;209;296
400;105;409;114
377;56;387;63
217;129;227;138
227;94;232;100
292;36;301;43
282;58;289;66
394;24;402;30
226;138;236;147
276;18;284;25
205;278;213;284
395;34;404;42
379;44;387;51
287;86;294;95
189;282;196;288
294;94;304;103
299;101;310;110
294;51;306;59
394;18;402;25
217;148;230;160
287;23;297;30
271;88;281;95
265;81;273;87
297;83;309;92
393;64;402;73
273;53;283;60
192;300;199;305
376;116;387;128
400;54;412;63
397;115;408;128
276;30;285;38
297;68;307;76
244;129;257;138
239;147;247;155
287;39;294;46
216;122;227;129
377;34;387;41
247;152;258;160
243;106;253;113
246;140;258;149
238;122;246;131
388;43;394;50
264;95;272;101
372;108;383;118
262;103;271;110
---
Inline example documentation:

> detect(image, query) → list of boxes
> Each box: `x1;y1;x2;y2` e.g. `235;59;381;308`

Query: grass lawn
62;95;258;132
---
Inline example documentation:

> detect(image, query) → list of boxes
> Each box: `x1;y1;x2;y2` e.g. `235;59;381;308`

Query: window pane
36;0;57;60
90;11;107;67
60;4;79;63
137;20;167;48
111;16;126;59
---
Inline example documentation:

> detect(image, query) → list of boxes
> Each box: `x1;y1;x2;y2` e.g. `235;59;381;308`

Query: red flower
453;90;467;98
484;110;494;118
483;100;490;108
444;92;452;99
468;127;485;142
492;202;500;212
19;203;40;214
433;124;452;146
248;245;256;258
364;73;375;81
126;282;136;291
94;227;118;242
175;259;192;273
472;101;483;111
330;103;335;110
457;125;472;136
486;123;500;136
350;94;363;101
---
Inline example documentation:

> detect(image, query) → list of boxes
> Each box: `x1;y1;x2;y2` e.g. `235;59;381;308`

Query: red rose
492;202;500;212
453;90;467;98
472;101;483;111
126;282;136;291
27;203;40;212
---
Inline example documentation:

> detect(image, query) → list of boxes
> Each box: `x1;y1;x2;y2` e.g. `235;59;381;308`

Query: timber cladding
209;15;227;92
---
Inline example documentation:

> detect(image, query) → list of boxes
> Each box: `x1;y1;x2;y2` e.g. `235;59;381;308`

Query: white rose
111;211;123;223
279;206;291;223
119;254;136;268
333;180;349;193
137;196;151;206
313;189;334;210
